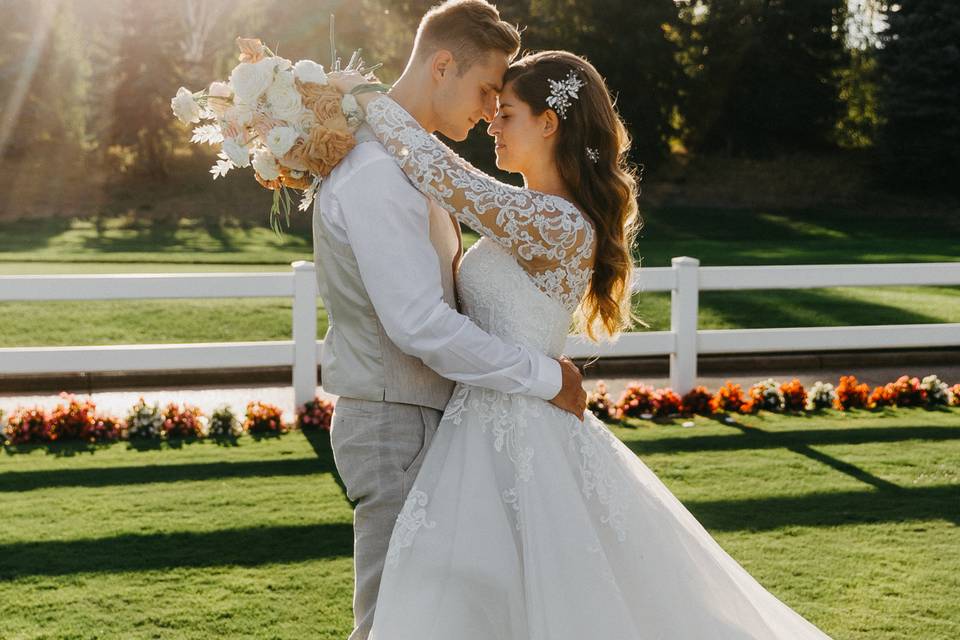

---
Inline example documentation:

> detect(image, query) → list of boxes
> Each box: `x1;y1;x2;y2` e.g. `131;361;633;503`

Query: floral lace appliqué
365;95;594;313
386;489;436;567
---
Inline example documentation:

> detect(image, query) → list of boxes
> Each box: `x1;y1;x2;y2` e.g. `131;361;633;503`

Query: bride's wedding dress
362;95;834;639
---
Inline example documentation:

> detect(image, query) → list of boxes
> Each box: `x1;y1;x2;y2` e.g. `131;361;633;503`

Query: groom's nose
481;94;497;122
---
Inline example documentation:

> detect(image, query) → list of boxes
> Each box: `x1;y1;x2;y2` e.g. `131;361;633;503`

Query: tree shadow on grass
0;522;353;580
622;414;960;530
301;427;352;507
684;484;960;532
622;423;960;456
699;288;947;330
0;457;332;493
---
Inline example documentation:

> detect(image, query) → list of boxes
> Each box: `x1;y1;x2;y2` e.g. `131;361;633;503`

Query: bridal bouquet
170;36;384;236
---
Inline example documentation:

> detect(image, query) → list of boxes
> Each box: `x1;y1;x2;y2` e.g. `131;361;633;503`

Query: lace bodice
364;94;595;313
456;237;571;359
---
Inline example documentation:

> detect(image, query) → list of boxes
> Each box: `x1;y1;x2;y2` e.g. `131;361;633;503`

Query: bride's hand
328;70;371;95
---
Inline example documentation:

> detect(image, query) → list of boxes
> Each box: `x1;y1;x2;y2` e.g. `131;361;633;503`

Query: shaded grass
0;408;957;638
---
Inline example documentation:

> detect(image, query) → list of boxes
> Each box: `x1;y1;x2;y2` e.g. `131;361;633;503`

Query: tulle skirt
368;384;834;639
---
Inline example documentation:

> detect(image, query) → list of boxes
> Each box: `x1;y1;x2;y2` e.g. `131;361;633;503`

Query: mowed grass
1;209;957;347
1;408;958;639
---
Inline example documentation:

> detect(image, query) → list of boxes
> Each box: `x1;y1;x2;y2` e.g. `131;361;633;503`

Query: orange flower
255;172;282;191
236;37;266;63
278;166;314;190
834;375;872;410
297;80;350;130
302;125;355;177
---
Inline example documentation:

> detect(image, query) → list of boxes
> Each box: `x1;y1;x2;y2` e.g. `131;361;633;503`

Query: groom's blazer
312;125;561;410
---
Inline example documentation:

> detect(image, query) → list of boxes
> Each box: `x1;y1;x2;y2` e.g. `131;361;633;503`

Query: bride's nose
486;117;500;136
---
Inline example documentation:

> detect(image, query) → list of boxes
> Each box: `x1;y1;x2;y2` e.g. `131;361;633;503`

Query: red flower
615;382;658;419
680;386;714;416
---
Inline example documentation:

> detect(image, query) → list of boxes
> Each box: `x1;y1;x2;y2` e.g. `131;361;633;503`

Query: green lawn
0;208;956;347
1;408;958;639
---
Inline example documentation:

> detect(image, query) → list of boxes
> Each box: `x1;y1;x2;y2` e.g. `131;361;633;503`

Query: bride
331;51;834;639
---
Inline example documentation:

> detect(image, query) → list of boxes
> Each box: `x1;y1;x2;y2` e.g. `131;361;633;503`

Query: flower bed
2;395;333;447
591;373;958;425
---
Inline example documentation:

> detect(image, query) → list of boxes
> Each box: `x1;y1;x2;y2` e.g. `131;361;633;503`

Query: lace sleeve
364;93;595;311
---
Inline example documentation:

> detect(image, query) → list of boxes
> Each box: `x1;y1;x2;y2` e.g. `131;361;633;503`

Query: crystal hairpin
546;69;585;120
586;147;599;163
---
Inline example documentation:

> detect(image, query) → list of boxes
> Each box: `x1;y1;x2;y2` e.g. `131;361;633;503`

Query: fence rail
1;259;958;402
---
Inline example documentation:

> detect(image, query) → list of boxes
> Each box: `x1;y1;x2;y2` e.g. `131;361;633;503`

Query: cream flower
265;72;303;122
252;147;281;180
229;58;276;105
293;59;328;85
171;87;201;124
265;125;299;158
222;137;250;168
206;81;233;118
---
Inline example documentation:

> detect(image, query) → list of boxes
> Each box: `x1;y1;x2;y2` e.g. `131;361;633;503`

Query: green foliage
875;1;960;193
515;0;686;168
682;0;849;156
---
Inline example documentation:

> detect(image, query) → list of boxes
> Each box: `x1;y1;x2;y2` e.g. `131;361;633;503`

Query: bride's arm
360;92;594;305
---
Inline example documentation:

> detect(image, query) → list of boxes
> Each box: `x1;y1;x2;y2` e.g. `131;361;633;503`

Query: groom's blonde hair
413;0;521;75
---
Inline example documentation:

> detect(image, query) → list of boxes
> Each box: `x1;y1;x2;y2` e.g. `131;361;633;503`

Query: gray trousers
330;397;442;640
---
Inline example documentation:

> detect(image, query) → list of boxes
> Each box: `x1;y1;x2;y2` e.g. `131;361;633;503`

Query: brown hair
413;0;521;74
503;51;642;340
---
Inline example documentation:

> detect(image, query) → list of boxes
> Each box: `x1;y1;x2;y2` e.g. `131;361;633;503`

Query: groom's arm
331;153;561;400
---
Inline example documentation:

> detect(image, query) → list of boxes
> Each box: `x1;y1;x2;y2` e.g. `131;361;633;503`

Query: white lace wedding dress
362;95;834;639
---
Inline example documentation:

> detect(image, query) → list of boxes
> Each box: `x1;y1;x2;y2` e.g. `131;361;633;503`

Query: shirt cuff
528;353;562;401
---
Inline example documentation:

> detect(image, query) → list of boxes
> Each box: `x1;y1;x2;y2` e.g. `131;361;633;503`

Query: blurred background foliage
0;0;956;229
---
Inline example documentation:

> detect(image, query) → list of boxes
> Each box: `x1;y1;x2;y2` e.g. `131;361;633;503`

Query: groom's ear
431;49;455;82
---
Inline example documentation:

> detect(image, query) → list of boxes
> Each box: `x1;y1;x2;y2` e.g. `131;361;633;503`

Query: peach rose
297;80;345;127
302;125;355;177
236;37;266;64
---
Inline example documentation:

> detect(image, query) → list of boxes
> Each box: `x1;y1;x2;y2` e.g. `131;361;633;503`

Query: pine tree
683;0;849;156
875;1;960;192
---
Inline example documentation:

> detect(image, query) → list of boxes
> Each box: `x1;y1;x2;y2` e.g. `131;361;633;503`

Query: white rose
293;59;327;85
265;126;299;158
222;137;250;168
272;56;293;72
171;87;201;124
229;58;276;105
252;147;281;181
265;72;303;121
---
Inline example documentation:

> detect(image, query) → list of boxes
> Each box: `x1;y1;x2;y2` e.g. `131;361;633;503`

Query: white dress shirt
316;130;562;400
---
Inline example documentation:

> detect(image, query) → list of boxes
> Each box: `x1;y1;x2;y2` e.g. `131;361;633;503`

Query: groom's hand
549;357;587;421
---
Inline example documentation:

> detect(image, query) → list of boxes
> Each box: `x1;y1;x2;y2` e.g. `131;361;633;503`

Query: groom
312;1;586;638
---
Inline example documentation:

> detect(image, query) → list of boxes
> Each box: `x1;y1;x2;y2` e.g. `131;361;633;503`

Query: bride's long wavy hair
503;51;641;340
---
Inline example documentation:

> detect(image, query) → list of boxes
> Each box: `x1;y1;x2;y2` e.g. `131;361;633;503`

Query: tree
682;0;849;156
875;1;960;193
512;0;685;169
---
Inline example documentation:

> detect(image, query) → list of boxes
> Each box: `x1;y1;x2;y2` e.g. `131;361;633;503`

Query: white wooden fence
1;259;958;404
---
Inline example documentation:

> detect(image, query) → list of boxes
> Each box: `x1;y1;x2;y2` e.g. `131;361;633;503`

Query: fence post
291;260;318;408
670;256;700;395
